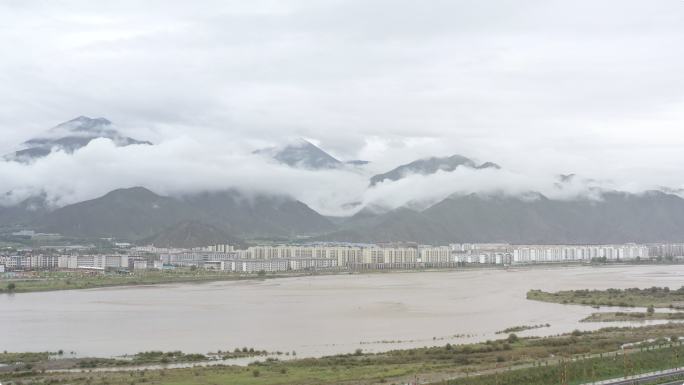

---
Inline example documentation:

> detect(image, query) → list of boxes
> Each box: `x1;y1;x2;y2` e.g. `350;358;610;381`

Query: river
1;265;682;359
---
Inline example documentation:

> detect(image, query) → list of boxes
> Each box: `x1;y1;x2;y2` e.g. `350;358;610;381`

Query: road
592;368;684;385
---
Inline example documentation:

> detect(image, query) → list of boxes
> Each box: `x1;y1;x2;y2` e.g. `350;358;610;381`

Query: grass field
0;270;295;293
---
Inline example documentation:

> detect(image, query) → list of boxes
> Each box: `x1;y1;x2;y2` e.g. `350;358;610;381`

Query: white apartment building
129;259;148;270
450;243;511;252
231;259;289;273
419;247;452;263
453;252;512;265
0;254;72;269
361;247;419;264
161;250;239;265
205;258;338;272
236;246;364;266
58;255;129;269
512;245;649;263
287;258;337;270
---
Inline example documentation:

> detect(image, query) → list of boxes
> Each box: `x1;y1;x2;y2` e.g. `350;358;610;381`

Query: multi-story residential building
512;245;649;263
419;247;452;264
220;259;289;273
129;259;149;270
648;244;684;257
58;255;129;269
204;258;337;272
450;243;511;252
160;250;239;265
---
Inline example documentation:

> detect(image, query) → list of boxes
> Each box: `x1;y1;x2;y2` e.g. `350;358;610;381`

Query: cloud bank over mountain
0;121;647;218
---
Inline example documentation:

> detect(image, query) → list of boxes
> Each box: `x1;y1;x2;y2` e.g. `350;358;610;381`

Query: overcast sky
1;1;683;213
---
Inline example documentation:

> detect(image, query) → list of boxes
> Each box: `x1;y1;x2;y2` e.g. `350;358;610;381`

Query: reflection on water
2;265;684;359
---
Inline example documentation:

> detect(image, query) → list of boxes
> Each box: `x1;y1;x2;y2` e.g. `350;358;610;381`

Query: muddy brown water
1;265;682;359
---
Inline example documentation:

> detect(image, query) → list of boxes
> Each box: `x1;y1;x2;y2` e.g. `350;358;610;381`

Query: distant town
1;234;682;274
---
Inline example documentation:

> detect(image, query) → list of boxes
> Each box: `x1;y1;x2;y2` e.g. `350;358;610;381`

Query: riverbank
0;265;515;294
3;323;684;385
0;262;599;295
0;271;303;293
527;286;684;308
581;311;684;322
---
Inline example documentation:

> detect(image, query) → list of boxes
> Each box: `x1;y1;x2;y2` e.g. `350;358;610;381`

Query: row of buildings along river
3;242;680;273
146;242;660;272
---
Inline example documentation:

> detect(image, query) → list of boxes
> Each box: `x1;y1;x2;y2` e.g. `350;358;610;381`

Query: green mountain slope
30;187;337;239
35;187;203;239
0;194;52;225
182;191;337;237
136;219;248;249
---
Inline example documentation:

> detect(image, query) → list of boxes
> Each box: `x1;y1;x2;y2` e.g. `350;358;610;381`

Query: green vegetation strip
0;271;298;293
496;324;550;334
582;312;684;323
527;286;684;308
5;324;684;384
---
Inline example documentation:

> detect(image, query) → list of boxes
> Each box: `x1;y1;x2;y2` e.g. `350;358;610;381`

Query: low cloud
0;136;659;218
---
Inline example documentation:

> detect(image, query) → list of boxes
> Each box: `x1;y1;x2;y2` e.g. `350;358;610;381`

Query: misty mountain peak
254;138;343;169
4;116;152;163
369;154;499;186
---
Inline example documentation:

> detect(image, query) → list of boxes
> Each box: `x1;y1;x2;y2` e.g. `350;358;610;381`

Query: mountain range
4;116;684;245
310;190;684;245
27;187;335;239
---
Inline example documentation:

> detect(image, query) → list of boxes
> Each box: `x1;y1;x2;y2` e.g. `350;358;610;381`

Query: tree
7;283;16;291
190;265;197;271
647;305;655;315
257;270;266;276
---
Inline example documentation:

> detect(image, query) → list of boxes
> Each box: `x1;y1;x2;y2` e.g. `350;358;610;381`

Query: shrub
252;369;260;377
508;333;519;343
454;355;469;365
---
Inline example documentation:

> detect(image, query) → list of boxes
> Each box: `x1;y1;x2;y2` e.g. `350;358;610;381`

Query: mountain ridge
369;155;500;186
25;187;336;239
